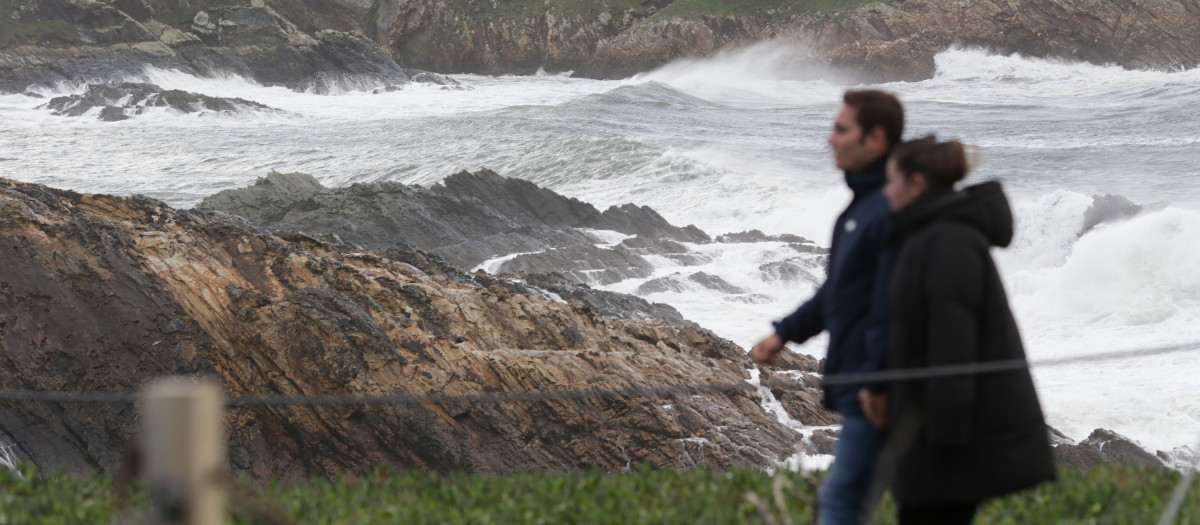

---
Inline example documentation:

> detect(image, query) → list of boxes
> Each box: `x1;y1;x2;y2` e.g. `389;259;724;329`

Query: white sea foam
628;39;846;108
4;46;1200;453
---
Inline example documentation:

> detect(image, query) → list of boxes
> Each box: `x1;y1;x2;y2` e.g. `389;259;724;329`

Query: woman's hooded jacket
885;181;1056;504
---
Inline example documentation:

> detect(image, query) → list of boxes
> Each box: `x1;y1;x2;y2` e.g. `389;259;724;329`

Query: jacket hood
894;181;1014;247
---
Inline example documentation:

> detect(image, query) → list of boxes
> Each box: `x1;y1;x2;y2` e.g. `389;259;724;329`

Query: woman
871;136;1056;524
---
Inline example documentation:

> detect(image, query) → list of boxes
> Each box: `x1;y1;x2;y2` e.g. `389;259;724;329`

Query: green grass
2;462;1198;524
0;0;82;49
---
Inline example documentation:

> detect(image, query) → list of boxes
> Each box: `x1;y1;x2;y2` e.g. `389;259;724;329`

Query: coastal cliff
0;178;807;478
4;0;1199;91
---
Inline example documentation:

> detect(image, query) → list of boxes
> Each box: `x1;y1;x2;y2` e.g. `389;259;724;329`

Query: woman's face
883;158;925;211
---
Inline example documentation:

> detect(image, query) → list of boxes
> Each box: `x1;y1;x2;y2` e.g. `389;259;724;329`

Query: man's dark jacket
885;181;1055;504
773;156;894;415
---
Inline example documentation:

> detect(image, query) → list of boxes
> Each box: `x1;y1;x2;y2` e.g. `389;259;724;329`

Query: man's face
828;105;886;172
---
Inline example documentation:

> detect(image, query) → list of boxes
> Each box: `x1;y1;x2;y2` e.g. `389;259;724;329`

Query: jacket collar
844;155;888;199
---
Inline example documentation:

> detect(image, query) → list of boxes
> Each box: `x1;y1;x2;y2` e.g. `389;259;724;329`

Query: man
750;89;902;525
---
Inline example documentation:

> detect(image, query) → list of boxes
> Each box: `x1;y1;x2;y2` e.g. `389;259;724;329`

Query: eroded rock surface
0;178;802;478
39;81;278;120
6;0;1199;91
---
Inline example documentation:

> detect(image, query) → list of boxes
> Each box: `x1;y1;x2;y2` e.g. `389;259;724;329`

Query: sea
2;42;1198;459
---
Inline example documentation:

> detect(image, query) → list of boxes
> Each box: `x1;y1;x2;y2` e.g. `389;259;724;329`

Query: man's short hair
843;90;904;147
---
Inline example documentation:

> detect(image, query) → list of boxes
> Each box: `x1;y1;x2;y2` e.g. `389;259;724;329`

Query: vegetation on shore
2;462;1196;524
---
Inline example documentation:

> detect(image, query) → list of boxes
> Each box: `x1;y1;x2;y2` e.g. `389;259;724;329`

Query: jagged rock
198;170;714;278
636;272;743;295
17;0;157;46
757;354;841;426
1053;428;1164;469
380;0;1200;80
38;81;278;119
1081;194;1144;235
808;428;839;456
717;230;811;244
497;244;655;286
759;259;823;286
0;178;801;479
518;272;693;326
7;0;1200;90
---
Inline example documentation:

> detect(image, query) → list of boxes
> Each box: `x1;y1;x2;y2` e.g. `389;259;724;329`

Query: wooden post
143;377;226;525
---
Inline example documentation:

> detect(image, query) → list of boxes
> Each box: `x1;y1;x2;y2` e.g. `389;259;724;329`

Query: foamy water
2;43;1198;455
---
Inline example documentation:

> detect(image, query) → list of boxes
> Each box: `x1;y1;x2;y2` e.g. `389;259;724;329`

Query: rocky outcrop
197;169;711;274
0;178;801;479
1081;194;1146;235
0;0;447;93
38;81;278;120
759;352;841;427
799;0;1200;82
1052;428;1165;469
377;0;1200;80
6;0;1199;90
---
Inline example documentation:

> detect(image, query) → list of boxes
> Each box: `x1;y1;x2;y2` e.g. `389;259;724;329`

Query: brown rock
1052;428;1164;469
0;178;801;479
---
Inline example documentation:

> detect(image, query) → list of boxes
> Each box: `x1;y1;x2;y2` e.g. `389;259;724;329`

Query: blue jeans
818;415;887;525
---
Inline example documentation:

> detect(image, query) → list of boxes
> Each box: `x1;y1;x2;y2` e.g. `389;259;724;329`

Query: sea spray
2;46;1199;452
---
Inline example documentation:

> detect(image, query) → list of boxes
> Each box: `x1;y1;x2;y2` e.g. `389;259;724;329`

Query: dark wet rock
497;244;655;286
689;272;744;294
1081;194;1144;235
637;275;687;295
637;272;742;295
759;259;823;286
718;230;827;256
0;0;431;94
619;236;688;255
519;272;693;326
594;204;710;244
38;81;277;119
758;353;841;426
1052;428;1164;469
198;169;714;274
779;387;839;426
98;105;128;121
809;428;839;456
717;229;811;244
1156;447;1200;471
401;68;466;88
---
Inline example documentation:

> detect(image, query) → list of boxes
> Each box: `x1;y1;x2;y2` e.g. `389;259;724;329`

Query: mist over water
2;43;1198;453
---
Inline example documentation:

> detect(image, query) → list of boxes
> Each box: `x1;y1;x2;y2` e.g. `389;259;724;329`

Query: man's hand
749;334;785;364
859;388;888;429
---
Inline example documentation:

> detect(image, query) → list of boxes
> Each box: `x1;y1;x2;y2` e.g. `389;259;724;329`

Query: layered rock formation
0;0;443;93
5;0;1199;91
198;170;714;276
380;0;1200;80
198;170;827;307
0;178;815;479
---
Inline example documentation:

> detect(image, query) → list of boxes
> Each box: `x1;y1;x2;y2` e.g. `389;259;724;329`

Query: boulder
38;81;278;119
1052;428;1164;469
